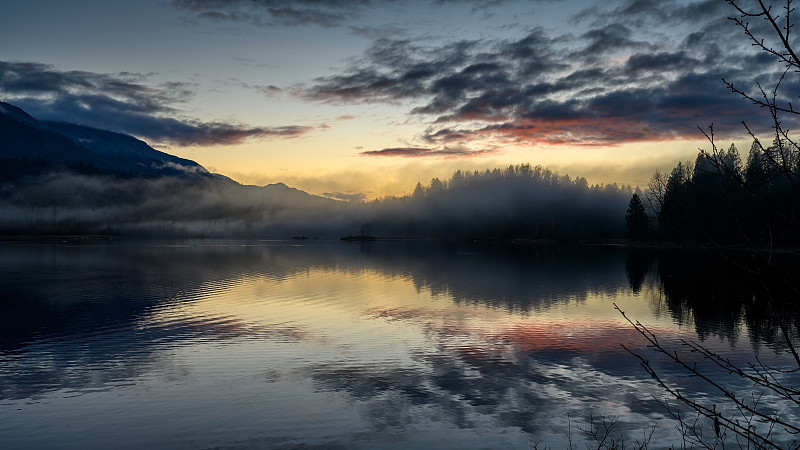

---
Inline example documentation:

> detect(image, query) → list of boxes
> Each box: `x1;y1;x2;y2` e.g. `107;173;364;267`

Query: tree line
625;139;800;248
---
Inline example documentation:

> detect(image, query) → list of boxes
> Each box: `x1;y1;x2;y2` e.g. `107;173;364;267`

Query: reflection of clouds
488;320;659;356
304;305;694;445
304;337;677;445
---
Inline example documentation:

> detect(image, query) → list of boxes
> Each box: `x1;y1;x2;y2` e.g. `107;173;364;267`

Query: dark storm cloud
0;61;313;146
423;70;755;146
299;0;789;154
144;121;313;146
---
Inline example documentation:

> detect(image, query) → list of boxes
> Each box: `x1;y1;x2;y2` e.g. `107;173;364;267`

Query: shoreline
0;233;797;254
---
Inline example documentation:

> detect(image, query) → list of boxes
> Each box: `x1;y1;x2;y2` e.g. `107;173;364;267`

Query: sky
1;0;794;199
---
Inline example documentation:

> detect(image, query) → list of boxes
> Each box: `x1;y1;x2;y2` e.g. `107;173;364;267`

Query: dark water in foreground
1;239;798;449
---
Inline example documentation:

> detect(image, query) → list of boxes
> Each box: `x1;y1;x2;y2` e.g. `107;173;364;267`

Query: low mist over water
1;239;798;449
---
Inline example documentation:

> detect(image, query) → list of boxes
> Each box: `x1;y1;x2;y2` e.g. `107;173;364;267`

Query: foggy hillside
0;166;343;236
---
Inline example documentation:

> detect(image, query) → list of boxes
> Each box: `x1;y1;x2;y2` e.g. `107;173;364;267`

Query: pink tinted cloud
360;146;497;158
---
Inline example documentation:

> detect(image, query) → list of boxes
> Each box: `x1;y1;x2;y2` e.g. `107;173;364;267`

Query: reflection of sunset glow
483;319;685;354
138;264;695;370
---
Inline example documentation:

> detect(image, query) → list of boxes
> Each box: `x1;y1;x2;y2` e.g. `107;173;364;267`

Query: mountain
0;102;97;164
0;101;347;237
245;181;332;206
43;122;208;176
0;101;208;176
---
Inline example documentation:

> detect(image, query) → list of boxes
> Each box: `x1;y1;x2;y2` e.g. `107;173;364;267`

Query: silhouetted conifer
625;193;651;241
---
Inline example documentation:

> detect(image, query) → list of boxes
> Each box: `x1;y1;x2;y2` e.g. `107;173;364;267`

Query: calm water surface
1;239;797;449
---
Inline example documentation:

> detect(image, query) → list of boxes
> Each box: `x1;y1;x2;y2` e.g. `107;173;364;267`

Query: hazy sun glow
192;137;722;198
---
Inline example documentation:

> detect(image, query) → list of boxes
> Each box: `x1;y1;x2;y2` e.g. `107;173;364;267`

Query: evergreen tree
658;162;691;242
625;193;651;241
412;182;426;199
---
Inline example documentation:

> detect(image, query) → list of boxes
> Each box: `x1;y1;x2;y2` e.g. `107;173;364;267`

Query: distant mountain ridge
0;101;345;236
0;101;208;176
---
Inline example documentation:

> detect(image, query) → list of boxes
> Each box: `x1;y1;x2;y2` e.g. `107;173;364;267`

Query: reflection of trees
5;240;798;447
1;241;620;350
627;249;799;351
353;241;630;312
625;249;655;294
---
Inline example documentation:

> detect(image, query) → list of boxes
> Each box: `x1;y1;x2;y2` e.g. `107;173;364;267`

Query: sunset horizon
1;0;777;199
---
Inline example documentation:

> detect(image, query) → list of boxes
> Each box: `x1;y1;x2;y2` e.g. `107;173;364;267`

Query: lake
1;239;798;449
